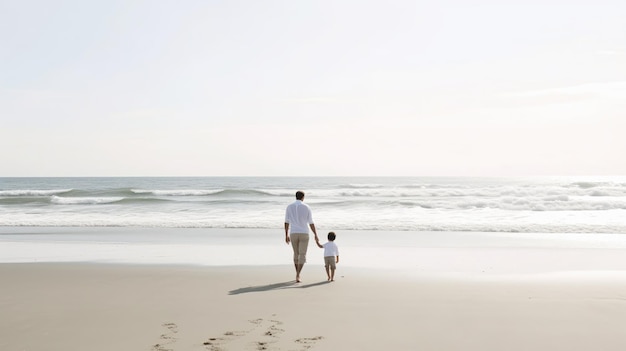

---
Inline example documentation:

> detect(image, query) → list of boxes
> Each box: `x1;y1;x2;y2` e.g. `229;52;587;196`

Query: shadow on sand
229;280;330;295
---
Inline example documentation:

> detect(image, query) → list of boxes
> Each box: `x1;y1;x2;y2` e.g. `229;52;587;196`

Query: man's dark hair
328;231;336;241
296;191;305;200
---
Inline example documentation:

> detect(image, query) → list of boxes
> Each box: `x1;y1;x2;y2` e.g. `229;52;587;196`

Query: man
284;190;319;283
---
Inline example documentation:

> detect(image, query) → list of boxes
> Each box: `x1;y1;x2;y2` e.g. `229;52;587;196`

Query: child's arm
336;255;339;263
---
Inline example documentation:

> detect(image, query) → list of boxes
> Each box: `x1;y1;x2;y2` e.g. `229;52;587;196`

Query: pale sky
1;0;625;177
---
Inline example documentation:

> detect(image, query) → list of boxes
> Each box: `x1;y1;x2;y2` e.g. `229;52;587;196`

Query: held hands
315;237;323;248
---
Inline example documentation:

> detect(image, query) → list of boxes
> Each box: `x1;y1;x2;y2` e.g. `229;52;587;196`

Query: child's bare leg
330;267;336;281
325;265;330;281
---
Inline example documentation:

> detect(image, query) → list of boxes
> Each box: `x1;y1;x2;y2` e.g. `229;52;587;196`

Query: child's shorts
324;256;336;269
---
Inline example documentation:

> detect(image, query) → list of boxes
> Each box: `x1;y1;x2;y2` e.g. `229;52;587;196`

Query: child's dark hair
327;231;336;241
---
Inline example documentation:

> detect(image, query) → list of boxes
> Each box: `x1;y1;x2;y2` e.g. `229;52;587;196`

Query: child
316;232;340;281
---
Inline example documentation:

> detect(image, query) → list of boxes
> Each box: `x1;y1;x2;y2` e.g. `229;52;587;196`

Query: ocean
1;176;626;233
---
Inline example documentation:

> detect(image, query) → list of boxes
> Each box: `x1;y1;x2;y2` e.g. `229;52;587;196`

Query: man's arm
309;223;319;242
284;223;290;244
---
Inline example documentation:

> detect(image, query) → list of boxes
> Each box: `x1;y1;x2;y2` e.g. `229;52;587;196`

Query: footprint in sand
152;322;179;351
202;315;323;351
295;336;324;350
202;329;247;351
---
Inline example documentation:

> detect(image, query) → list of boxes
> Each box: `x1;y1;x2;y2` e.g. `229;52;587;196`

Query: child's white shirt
323;241;339;257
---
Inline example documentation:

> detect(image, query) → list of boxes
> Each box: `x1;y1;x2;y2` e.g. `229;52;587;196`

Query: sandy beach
3;0;625;346
3;260;626;351
3;227;626;350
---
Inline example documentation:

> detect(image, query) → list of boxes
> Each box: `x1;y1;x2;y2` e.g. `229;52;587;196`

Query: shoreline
3;227;626;279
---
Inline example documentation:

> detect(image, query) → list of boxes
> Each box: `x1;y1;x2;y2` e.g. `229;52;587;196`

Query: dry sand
2;262;626;351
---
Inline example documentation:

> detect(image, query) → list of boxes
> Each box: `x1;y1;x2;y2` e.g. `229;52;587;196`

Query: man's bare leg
292;234;308;282
295;263;304;282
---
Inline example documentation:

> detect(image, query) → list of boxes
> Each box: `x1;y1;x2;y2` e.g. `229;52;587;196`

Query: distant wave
5;185;624;200
211;189;280;196
569;181;626;189
341;183;385;189
131;189;223;196
130;188;278;197
317;185;626;199
0;189;72;196
51;196;124;205
314;196;626;211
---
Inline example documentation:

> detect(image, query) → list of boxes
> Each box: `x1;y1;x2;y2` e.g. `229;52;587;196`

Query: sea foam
50;196;124;205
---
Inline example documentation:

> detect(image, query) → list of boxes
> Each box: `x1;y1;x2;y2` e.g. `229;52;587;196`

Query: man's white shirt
285;200;313;233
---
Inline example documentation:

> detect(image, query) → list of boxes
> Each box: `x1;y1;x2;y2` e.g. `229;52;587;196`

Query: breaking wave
2;176;626;233
50;196;124;205
0;189;73;196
